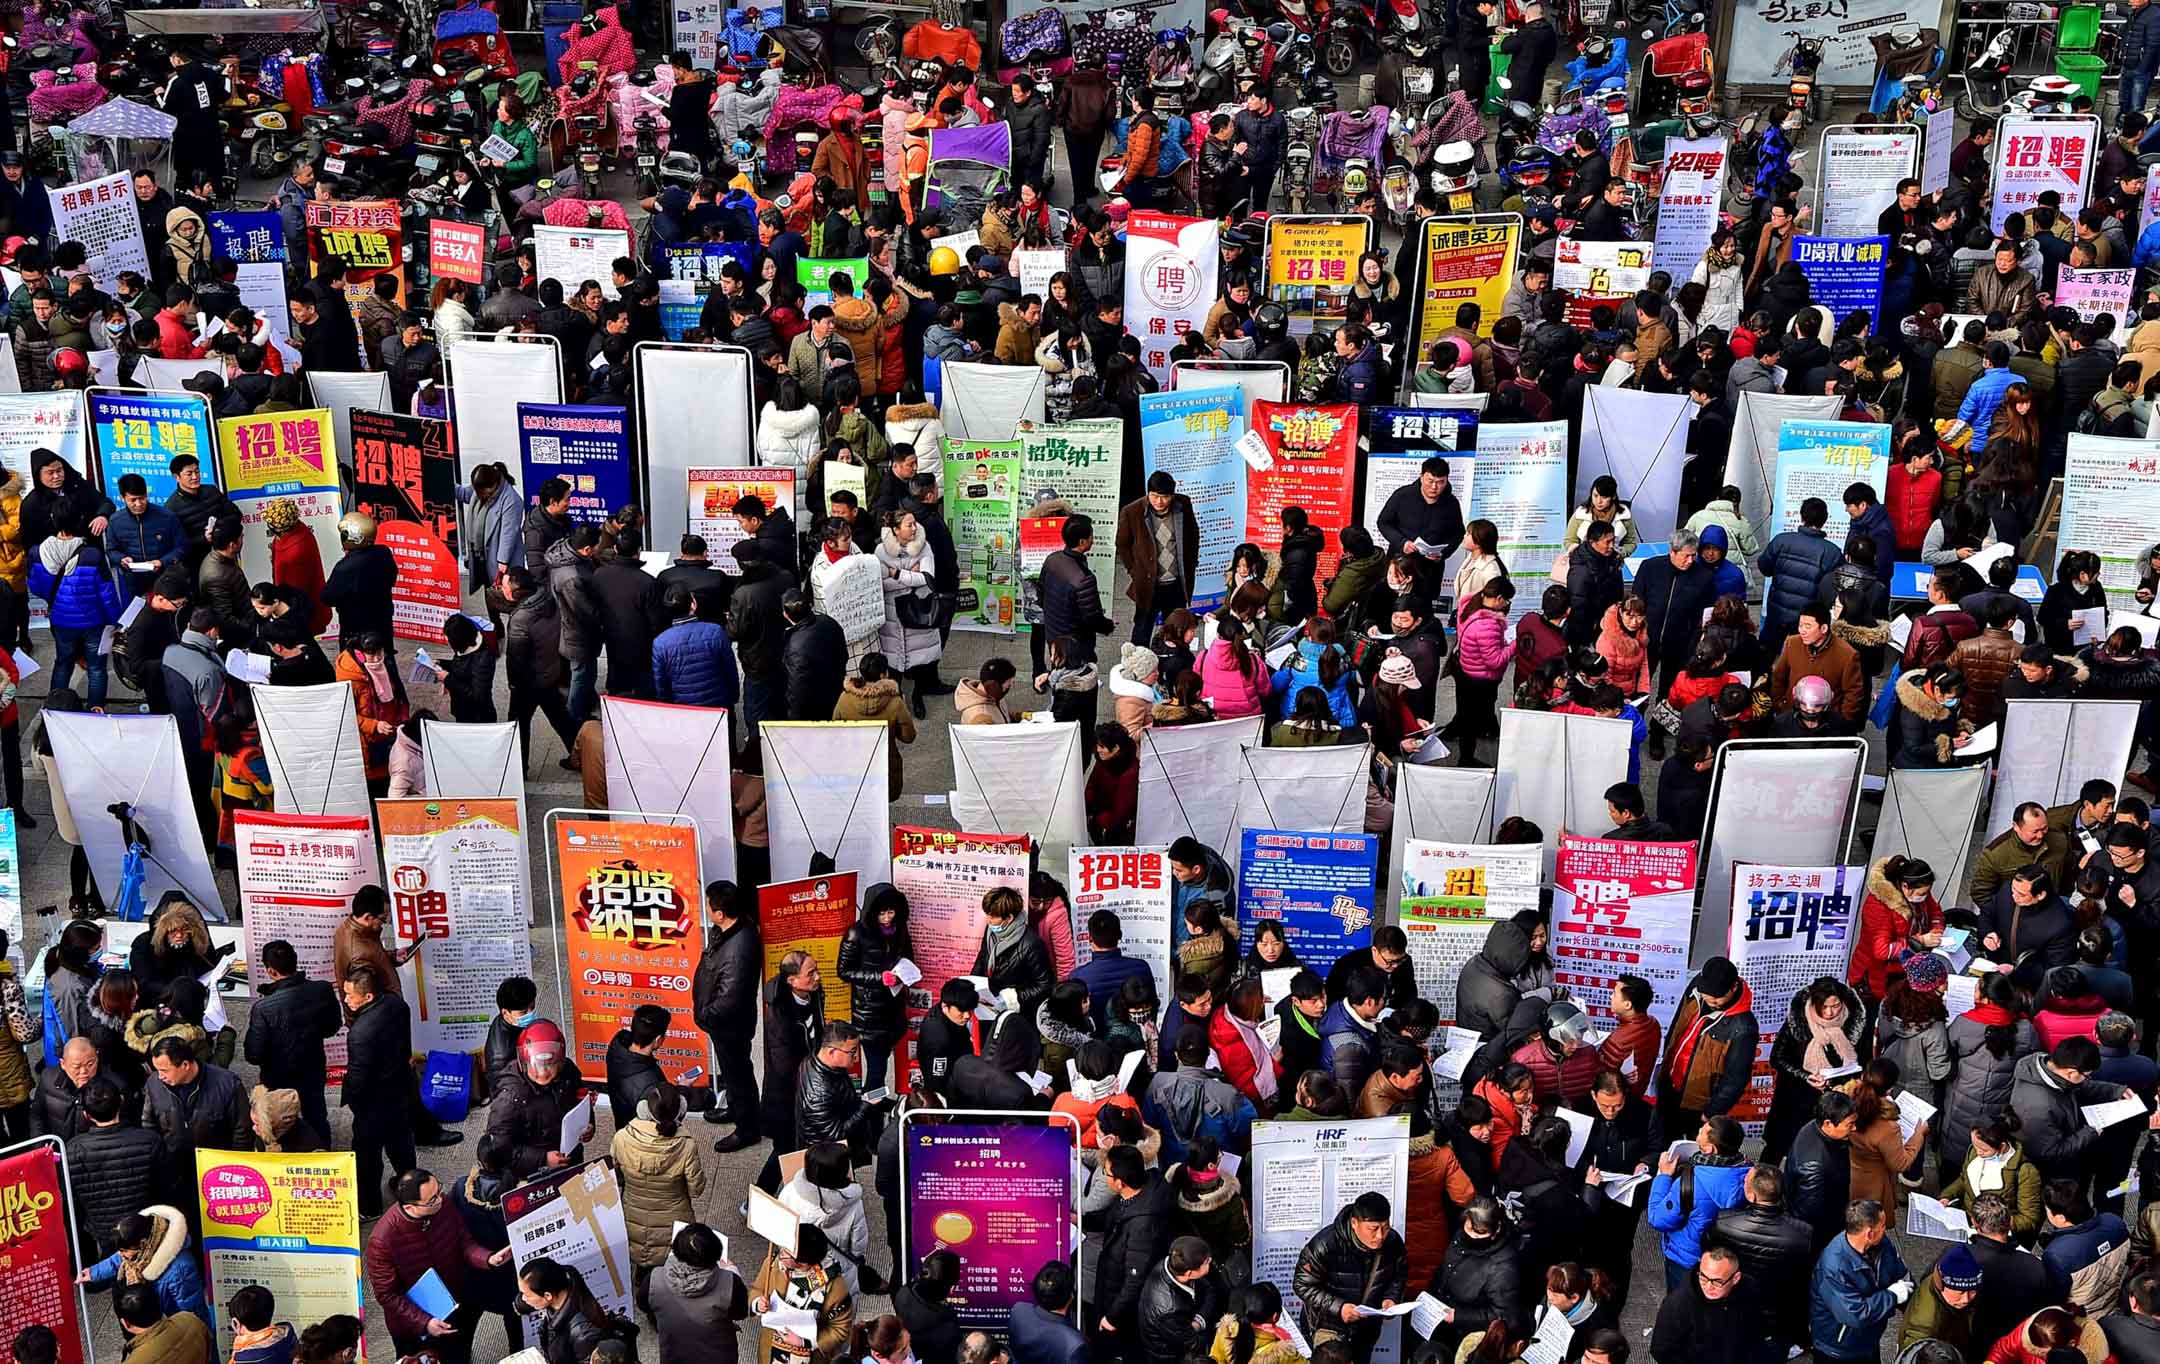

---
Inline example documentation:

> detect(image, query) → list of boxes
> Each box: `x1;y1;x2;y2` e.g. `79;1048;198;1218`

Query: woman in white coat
877;509;945;715
756;375;822;520
882;383;946;484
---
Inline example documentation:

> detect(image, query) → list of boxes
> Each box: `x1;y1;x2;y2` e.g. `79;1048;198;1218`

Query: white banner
419;719;524;799
1723;391;1846;574
377;798;532;1053
1250;1117;1411;1364
950;721;1088;852
305;372;390;472
505;1159;634;1345
1921;109;1956;195
762;721;892;885
533;224;633;300
820;553;886;645
252;682;372;823
1125;211;1221;386
1987;699;2141;836
1387;766;1497;913
447;337;563;484
1013;248;1064;300
1494;710;1633;875
2061;433;2160;607
45;711;221;913
1136;715;1264;851
48;173;150;291
1725;863;1865;1133
600;696;738;884
1069;846;1174;1012
938;361;1048;442
1474;421;1572;613
1222;742;1373;870
1726;0;1919;86
137;358;223;392
1871;765;1991;911
1992;115;2100;234
235;810;381;1067
1652;139;1729;279
1699;740;1867;965
0;392;87;488
637;345;756;542
1400;839;1539;1022
1816;129;1920;241
1578;387;1694;548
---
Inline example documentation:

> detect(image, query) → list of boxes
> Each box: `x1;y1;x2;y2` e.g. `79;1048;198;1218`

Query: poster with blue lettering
1791;234;1889;327
87;389;214;505
1771;419;1892;539
516;403;633;527
1364;405;1481;575
1138;385;1247;611
658;242;756;340
207;211;286;264
1237;828;1381;980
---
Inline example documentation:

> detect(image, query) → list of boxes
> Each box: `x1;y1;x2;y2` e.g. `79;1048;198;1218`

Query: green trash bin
1487;44;1510;113
2057;51;2107;100
2059;3;2103;51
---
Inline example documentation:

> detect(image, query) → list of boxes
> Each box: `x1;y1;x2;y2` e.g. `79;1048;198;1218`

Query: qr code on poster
527;435;562;464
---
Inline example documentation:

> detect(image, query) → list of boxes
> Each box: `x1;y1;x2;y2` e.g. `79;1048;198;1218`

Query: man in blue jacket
1070;909;1153;1024
650;582;740;710
1841;483;1897;581
1647;1114;1749;1292
1957;341;2020;448
1009;1260;1088;1364
104;473;183;599
1336;323;1387;405
1757;497;1846;649
1808;1199;1912;1364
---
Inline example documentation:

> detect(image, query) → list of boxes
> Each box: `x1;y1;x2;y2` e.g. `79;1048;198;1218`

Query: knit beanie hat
1900;949;1950;994
1119;643;1158;680
1938;1244;1982;1292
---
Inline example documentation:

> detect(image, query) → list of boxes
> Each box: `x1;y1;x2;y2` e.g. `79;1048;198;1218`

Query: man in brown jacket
333;886;409;996
1115;471;1201;646
1747;200;1803;297
1967;242;2038;327
1770;603;1866;723
1948;597;2024;724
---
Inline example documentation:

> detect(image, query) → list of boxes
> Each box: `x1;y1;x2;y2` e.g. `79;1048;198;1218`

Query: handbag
1647;697;1683;734
896;590;939;629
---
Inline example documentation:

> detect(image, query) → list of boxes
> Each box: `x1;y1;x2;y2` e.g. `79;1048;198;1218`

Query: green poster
796;256;872;309
949;448;1022;634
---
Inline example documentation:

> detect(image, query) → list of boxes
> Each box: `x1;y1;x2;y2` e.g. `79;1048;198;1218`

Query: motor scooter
1284;105;1317;210
1953;26;2014;119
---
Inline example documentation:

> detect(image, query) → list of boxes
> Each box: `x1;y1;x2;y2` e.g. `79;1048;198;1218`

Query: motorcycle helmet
1580;34;1612;65
1792;674;1834;721
337;512;378;548
1253;303;1288;341
51;348;86;380
928;245;962;275
517;1019;567;1069
1546;1000;1591;1048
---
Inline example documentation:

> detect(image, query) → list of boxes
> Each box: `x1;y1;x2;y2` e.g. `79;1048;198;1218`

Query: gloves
881;971;898;987
1915;239;1933;256
1888;1279;1915;1306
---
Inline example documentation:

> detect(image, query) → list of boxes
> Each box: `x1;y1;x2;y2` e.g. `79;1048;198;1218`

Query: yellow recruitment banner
1417;216;1521;350
1265;217;1371;335
215;407;344;589
197;1150;362;1357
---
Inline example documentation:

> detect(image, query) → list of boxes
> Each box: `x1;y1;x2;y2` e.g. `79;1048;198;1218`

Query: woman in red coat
1208;979;1282;1114
1849;854;1945;1005
264;497;331;634
1885;433;1944;554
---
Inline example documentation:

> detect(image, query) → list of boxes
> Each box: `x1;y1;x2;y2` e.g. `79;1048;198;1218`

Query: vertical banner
1263;217;1370;335
235;811;381;1068
215;408;342;589
0;392;89;488
1553;239;1654;326
503;1159;633;1341
518;404;632;527
1020;420;1122;590
2060;433;2160;605
1578;388;1695;546
1399;840;1542;1023
1991;114;2098;233
688;468;795;561
1726;863;1864;1129
1416;216;1519;352
1237;829;1380;981
1124;211;1221;384
1651;140;1729;278
534;225;634;300
197;1150;361;1359
1474;421;1571;616
1921;107;1956;195
901;1123;1077;1328
671;0;727;64
376;798;533;1053
1250;1117;1412;1364
554;819;705;1085
2057;267;2136;332
1138;386;1248;612
1815;128;1921;241
948;446;1022;633
0;810;19;974
757;873;858;1023
1551;833;1702;1036
87;390;213;504
47;173;150;290
890;829;1029;1092
1698;740;1868;966
1987;699;2142;835
1791;235;1890;327
1069;846;1174;1013
305;200;402;311
1771;419;1893;539
1249;401;1358;578
428;219;487;287
207;210;287;266
658;243;754;338
1364;406;1478;578
0;1140;88;1364
350;408;460;644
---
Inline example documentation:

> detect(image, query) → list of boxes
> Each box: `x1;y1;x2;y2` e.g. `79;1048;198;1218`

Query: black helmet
1254;303;1289;338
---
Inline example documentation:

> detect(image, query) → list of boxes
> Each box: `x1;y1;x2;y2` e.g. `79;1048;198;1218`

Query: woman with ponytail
1536;1263;1620;1362
1209;1283;1303;1364
1943;971;2040;1165
519;1256;632;1364
611;1080;708;1314
1199;615;1272;719
1850;855;1946;1005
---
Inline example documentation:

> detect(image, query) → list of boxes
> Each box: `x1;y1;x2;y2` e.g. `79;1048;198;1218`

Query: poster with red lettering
351;408;461;643
0;1141;89;1364
428;219;488;286
1247;401;1359;579
1549;832;1700;1086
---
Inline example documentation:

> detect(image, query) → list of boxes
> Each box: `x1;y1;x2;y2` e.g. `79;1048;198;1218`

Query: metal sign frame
1812;123;1921;240
540;806;702;1049
898;1106;1085;1323
632;340;759;538
444;332;564;484
1168;358;1292;403
1400;210;1523;402
1694;735;1870;964
81;383;214;496
1989;112;2104;234
1259;212;1375;335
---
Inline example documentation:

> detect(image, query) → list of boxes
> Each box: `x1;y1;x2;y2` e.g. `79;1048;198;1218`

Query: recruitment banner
377;798;532;1054
1771;419;1892;539
671;0;726;65
1251;1117;1412;1364
891;828;1029;1092
428;218;487;286
1416;216;1519;349
1793;235;1890;326
1399;839;1542;1022
48;173;150;291
1363;406;1478;579
87;389;212;505
0;1140;88;1364
757;872;857;1024
1552;833;1701;1037
1815;128;1920;241
207;210;287;265
1138;386;1248;611
795;255;871;310
1651;139;1728;278
1264;216;1369;335
1249;401;1358;579
216;408;342;590
1991;114;2098;233
0;393;90;506
1068;846;1174;1012
2061;433;2160;605
2058;266;2136;331
1554;238;1653;325
949;446;1022;633
235;811;380;1068
1013;248;1063;299
351;407;460;643
1922;105;1956;194
0;811;19;975
688;467;794;562
504;1158;633;1343
534;224;633;299
658;242;755;338
518;403;632;527
901;1122;1076;1328
1237;828;1380;982
555;818;704;1086
1474;421;1571;616
1021;419;1122;591
1726;863;1864;1129
197;1150;362;1360
1126;211;1221;384
305;200;402;311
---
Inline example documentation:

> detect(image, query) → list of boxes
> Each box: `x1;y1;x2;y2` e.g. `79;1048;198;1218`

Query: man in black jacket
321;514;400;646
915;978;979;1102
163;454;235;574
244;940;341;1147
1375;457;1464;602
484;1017;589;1183
142;1034;248;1205
781;588;847;721
65;1080;164;1259
727;541;791;735
342;962;419;1218
1427;1197;1525;1353
31;1038;109;1139
1969;1192;2054;1352
1565;523;1626;648
893;1249;966;1364
1709;1164;1814;1356
1036;514;1114;670
794;1020;893;1163
1782;1090;1860;1251
1293;1194;1408;1354
1137;1236;1220;1360
2104;1269;2160;1364
693;879;763;1151
1629;530;1715;706
1092;1146;1175;1355
1650;1246;1762;1364
605;1003;719;1123
1006;76;1053;188
656;535;733;622
755;952;824;1193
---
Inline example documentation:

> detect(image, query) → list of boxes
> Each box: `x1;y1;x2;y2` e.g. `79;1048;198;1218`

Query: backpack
2078;388;2130;435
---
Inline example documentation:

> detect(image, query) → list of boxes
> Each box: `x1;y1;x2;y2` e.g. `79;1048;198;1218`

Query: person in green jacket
479;91;540;191
1322;525;1388;621
1894;1243;1981;1357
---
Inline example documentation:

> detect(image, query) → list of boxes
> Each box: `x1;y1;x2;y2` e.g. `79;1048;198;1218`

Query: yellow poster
1417;217;1521;350
1265;217;1370;334
197;1150;362;1357
215;408;344;589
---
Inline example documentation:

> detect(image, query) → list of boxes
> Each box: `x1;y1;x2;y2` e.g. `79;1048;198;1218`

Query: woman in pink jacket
1448;578;1514;767
1596;592;1651;696
1198;617;1272;719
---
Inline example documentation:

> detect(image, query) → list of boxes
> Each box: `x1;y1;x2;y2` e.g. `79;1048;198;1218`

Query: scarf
1801;999;1856;1074
1224;1010;1278;1102
1967;1148;2010;1193
360;654;395;703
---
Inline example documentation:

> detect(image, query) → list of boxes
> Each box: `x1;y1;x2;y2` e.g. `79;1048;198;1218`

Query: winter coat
65;1122;165;1252
1097;1174;1177;1325
30;534;121;632
650;1255;749;1364
1143;1064;1256;1166
1116;493;1201;607
954;677;1010;724
1889;670;1965;768
972;921;1056;1018
611;1116;707;1269
1808;1228;1909;1362
833;888;911;1047
1595;603;1649;694
797;1053;884;1160
692;917;761;1034
1756;527;1844;627
1938;1139;2045;1240
1293;1204;1408;1334
1847;1098;1928;1209
1850;860;1947;1000
1648;1152;1749;1267
1943;1007;2041;1163
365;1200;497;1345
783;613;848;721
242;973;339;1099
1317;1000;1380;1094
2043;1211;2135;1319
319;543;397;644
1198;637;1271;718
1564;542;1625;647
1429;1221;1527;1341
1457;921;1534;1041
1656;972;1759;1116
756;402;823;496
876;526;942;671
486;1058;590;1178
830;677;915;797
651;617;741;710
2008;1050;2119;1179
883;403;946;480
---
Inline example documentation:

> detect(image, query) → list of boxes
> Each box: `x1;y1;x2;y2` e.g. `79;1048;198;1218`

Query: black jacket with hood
21;449;115;556
1456;920;1533;1041
834;883;912;1049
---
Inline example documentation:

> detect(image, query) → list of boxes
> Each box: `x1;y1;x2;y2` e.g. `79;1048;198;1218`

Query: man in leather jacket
1137;1237;1222;1359
1294;1193;1409;1353
1782;1089;1860;1251
794;1019;893;1163
693;881;763;1150
1709;1164;1815;1355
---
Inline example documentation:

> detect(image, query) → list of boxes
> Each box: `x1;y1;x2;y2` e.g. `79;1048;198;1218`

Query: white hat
1377;654;1422;688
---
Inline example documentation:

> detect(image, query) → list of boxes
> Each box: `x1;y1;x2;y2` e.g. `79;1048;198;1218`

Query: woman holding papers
2040;551;2111;654
519;1257;634;1364
1937;1115;2045;1242
1760;977;1868;1164
1851;858;1948;1007
1943;973;2042;1165
834;884;914;1093
1844;1059;1930;1212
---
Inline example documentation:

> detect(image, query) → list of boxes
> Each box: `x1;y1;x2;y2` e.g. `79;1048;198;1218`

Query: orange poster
758;873;857;1023
554;818;706;1083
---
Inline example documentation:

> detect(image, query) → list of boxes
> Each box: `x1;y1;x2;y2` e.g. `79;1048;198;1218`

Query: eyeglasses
1698;1270;1738;1288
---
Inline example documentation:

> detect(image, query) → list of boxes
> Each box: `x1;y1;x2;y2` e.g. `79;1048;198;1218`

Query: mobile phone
678;1066;705;1083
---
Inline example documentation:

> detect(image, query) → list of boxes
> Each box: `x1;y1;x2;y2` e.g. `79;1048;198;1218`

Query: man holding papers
484;1018;591;1180
2010;1038;2159;1186
1292;1192;1407;1356
363;1169;515;1364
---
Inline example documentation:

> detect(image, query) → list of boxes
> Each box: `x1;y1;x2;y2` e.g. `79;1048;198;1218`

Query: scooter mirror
1497;75;1511;89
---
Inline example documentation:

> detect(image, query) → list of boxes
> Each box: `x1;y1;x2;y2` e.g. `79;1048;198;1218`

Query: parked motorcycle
1953;26;2015;118
1284;104;1317;209
1783;34;1824;128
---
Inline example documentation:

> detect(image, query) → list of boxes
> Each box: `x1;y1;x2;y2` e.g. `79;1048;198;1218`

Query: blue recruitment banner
658;242;756;340
1771;419;1893;540
1237;827;1381;981
1366;406;1480;456
206;210;287;264
87;389;214;504
1889;560;2048;601
516;402;633;527
1790;234;1889;328
1138;385;1248;611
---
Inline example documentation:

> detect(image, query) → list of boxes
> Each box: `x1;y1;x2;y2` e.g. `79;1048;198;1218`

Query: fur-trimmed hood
1896;669;1951;720
841;676;901;703
1831;617;1891;649
124;1009;209;1056
1169;1164;1243;1214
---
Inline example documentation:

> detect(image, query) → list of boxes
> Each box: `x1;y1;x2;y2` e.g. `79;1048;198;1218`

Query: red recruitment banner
556;819;705;1083
429;219;487;286
1248;400;1359;579
1550;832;1700;1084
890;826;1031;1094
378;522;461;645
0;1142;88;1364
758;873;857;1024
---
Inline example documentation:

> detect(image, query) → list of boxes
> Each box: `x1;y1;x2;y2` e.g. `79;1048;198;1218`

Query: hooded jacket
1656;971;1759;1117
2008;1050;2117;1179
1648;1149;1750;1267
1942;1007;2040;1163
834;883;911;1047
1889;670;1964;769
1430;1220;1526;1340
1456;921;1533;1040
31;529;122;633
650;1253;749;1364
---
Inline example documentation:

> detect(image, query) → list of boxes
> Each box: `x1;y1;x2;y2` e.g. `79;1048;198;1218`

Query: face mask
1942;695;1960;710
513;1011;538;1028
